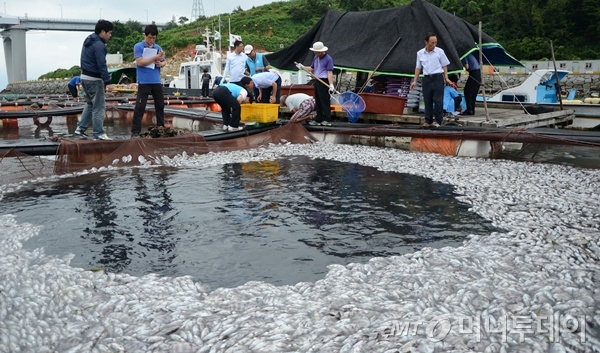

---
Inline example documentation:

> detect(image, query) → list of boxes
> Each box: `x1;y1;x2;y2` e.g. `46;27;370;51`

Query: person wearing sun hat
296;41;334;126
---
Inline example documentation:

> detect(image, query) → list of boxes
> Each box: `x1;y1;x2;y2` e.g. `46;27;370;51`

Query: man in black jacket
74;19;114;140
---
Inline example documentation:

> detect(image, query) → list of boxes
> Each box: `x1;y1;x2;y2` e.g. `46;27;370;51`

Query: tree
178;16;189;25
163;19;178;31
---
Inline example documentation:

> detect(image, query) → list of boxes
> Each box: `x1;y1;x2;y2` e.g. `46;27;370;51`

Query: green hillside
149;0;600;61
40;0;600;79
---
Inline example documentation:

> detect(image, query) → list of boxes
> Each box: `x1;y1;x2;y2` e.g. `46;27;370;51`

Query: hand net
337;92;366;123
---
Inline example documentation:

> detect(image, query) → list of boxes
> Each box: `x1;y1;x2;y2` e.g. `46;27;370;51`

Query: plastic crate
241;103;279;123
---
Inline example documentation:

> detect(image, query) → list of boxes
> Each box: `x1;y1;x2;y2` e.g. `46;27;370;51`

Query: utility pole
191;0;205;21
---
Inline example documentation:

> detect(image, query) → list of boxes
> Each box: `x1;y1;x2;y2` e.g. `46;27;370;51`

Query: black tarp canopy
266;0;522;76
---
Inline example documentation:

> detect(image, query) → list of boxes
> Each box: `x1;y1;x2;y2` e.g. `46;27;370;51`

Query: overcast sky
0;0;276;90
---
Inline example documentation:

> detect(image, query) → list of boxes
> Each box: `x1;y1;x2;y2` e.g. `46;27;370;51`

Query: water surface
1;156;498;288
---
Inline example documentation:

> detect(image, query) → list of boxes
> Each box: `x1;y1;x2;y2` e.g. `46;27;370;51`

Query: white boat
480;69;600;126
168;29;224;93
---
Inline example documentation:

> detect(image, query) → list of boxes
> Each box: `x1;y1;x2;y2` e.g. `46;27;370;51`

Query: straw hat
309;41;328;52
244;44;254;54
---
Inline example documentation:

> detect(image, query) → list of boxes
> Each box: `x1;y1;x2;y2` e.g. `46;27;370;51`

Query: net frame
334;92;366;123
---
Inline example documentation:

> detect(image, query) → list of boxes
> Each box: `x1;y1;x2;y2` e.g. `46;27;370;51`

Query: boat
480;69;600;125
165;28;224;96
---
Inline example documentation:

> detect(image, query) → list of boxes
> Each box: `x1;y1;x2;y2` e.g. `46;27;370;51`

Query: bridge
0;15;165;83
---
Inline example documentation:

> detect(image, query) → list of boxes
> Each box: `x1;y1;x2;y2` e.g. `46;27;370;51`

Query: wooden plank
279;106;573;129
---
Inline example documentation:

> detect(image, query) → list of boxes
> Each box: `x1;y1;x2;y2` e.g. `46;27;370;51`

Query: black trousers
313;80;331;122
68;84;78;98
131;84;165;135
213;86;242;128
422;74;444;124
464;69;481;114
259;77;282;103
201;83;210;97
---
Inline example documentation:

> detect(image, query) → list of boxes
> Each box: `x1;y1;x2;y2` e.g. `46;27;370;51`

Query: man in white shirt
280;93;315;122
223;40;247;86
410;33;453;127
251;70;282;103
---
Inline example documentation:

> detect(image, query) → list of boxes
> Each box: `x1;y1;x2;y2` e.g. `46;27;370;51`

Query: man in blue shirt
130;24;167;138
443;74;462;116
67;76;82;101
212;76;254;131
245;44;271;98
461;52;481;115
244;45;270;76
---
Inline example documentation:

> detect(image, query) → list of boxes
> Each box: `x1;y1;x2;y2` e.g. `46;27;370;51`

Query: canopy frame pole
479;22;490;122
550;40;564;110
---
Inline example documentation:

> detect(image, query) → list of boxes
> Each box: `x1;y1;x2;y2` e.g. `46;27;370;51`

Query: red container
358;93;407;115
280;84;314;97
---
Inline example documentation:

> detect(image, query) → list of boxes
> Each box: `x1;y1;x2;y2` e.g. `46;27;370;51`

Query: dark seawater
499;143;600;169
0;156;499;288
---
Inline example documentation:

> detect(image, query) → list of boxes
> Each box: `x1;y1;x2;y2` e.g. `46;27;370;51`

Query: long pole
358;36;402;94
550;40;564;110
294;61;339;94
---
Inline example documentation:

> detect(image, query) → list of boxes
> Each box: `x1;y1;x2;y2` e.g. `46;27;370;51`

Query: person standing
67;76;82;101
244;44;271;76
461;52;481;115
212;76;254;132
245;44;270;98
130;24;167;138
223;40;247;86
251;70;281;103
74;19;114;140
280;93;315;123
296;41;334;126
410;33;453;127
201;69;211;98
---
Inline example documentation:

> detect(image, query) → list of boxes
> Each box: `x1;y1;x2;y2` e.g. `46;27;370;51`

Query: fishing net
0;150;57;186
336;92;366;123
0;123;314;185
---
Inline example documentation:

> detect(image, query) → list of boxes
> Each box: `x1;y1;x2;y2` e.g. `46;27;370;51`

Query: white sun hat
309;41;328;52
244;44;253;54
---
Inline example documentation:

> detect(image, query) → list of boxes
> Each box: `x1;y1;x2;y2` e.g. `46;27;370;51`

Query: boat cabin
169;32;224;91
488;69;570;103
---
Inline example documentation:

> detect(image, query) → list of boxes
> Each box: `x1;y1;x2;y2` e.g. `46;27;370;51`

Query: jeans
78;79;106;137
